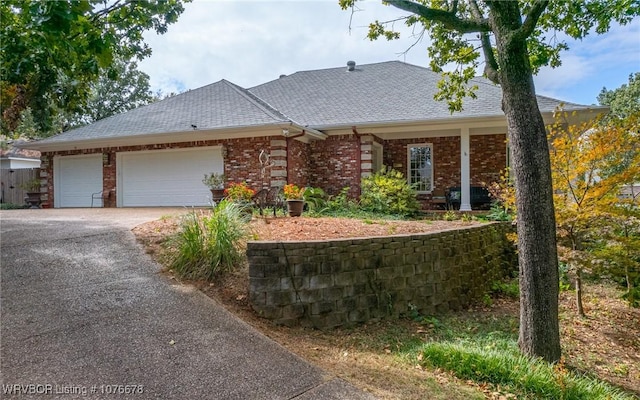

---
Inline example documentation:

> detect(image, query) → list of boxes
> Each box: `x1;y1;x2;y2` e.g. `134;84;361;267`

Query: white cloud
140;0;429;94
534;19;640;103
139;1;640;105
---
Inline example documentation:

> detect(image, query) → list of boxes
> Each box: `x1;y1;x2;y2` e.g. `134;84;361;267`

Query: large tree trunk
489;3;561;363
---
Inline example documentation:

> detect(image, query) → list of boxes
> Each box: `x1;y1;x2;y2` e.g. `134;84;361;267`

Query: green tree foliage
1;0;188;136
339;0;639;362
360;168;420;216
68;57;154;128
598;72;640;120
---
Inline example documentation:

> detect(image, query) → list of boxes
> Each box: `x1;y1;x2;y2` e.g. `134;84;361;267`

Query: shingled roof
252;61;596;128
34;79;291;145
26;61;600;147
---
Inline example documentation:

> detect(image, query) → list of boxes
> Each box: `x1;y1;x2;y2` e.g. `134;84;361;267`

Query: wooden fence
0;168;41;205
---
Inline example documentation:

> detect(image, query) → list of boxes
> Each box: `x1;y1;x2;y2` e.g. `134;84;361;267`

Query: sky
139;0;640;106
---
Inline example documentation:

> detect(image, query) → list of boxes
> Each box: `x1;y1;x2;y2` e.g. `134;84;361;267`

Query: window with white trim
408;143;433;193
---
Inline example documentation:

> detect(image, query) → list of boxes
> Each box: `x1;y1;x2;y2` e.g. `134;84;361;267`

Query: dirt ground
133;215;640;399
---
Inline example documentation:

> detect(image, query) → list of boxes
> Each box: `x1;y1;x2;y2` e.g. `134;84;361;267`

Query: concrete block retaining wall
247;223;516;328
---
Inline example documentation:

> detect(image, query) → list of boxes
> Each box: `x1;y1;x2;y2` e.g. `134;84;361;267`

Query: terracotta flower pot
286;199;304;217
210;188;225;203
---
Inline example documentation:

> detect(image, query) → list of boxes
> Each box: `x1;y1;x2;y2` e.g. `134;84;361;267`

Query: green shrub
302;186;327;211
169;200;248;280
321;187;360;214
486;202;513;221
559;262;572;292
360;168;420;216
443;210;459;221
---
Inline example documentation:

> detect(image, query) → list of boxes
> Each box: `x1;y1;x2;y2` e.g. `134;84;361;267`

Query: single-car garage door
117;147;223;207
54;154;103;208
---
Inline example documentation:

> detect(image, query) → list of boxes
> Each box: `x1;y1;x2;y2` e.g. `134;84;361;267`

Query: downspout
285;131;305;184
351;126;362;197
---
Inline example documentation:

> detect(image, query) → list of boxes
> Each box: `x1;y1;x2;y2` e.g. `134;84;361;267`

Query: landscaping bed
133;214;640;399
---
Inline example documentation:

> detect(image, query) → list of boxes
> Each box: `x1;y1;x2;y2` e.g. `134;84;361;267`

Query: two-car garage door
55;147;223;207
117;147;223;207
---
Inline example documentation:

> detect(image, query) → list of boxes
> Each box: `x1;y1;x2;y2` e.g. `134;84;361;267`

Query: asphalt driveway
0;209;373;399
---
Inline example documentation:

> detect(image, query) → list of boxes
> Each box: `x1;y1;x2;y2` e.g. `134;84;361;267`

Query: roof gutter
18;122;326;152
310;105;610;132
287;121;326;140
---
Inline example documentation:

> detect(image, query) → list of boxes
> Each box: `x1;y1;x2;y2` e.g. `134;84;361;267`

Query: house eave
312;106;609;135
0;156;41;162
18;122;326;152
315;115;509;135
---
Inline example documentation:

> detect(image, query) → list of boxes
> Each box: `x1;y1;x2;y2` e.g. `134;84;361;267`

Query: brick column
360;135;374;178
103;151;117;207
270;139;287;187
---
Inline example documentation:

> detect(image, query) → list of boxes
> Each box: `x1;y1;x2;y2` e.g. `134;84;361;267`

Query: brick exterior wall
247;223;516;328
383;136;461;208
41;138;280;208
41;132;506;209
470;134;507;186
225;137;273;188
287;138;311;187
309;135;361;197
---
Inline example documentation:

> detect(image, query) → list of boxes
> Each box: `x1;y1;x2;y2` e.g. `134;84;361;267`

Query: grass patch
490;278;520;298
417;342;634;399
402;311;635;400
169;200;249;280
0;203;29;210
135;212;639;399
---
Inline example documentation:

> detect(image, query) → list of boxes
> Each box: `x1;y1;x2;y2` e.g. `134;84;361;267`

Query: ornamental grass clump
169;200;249;280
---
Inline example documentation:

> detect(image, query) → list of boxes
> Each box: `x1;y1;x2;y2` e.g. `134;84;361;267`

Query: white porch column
460;128;472;211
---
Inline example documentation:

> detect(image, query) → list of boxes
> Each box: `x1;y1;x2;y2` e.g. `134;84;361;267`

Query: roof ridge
293;59;422;75
221;79;290;122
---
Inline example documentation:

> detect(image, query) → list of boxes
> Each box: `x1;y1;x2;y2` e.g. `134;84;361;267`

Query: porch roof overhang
312;105;610;137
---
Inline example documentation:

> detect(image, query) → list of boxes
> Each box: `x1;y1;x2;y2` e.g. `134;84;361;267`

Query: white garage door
54;154;103;208
118;147;223;207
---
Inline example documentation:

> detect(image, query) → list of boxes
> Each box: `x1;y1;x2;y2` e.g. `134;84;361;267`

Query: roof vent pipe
347;61;356;71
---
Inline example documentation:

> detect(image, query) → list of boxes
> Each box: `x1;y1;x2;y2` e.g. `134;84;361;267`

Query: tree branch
469;0;500;84
515;0;549;41
386;0;491;33
91;0;129;20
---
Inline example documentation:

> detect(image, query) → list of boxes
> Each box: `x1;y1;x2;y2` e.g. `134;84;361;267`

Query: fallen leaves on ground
133;215;640;399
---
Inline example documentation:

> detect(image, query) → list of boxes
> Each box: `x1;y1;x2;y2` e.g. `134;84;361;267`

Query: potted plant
203;172;226;202
19;177;42;209
224;182;256;219
224;181;255;202
283;183;306;217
